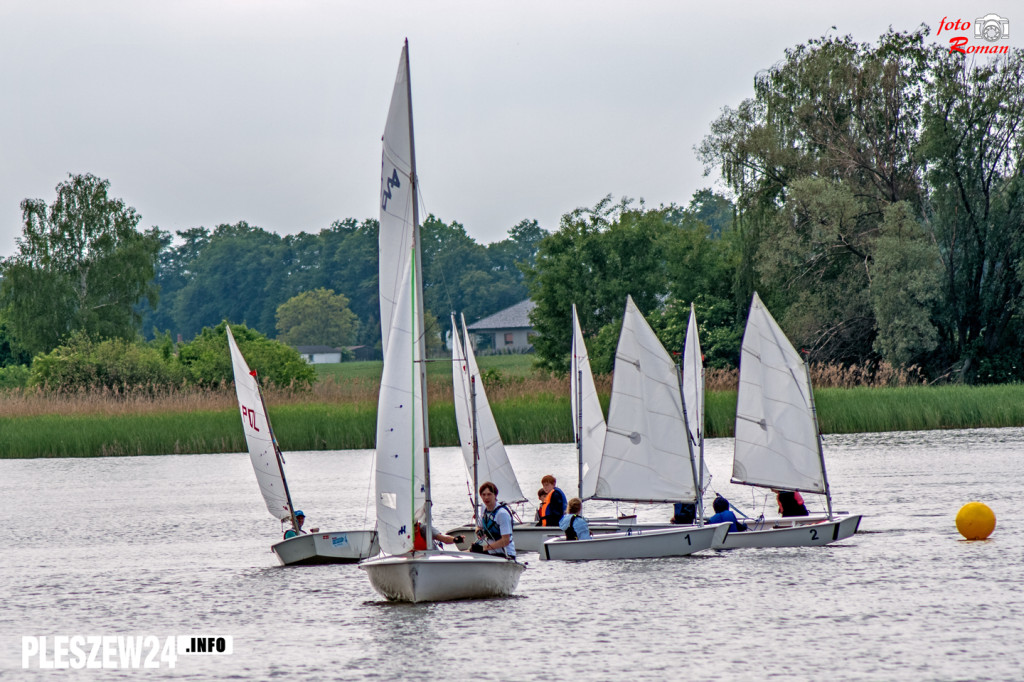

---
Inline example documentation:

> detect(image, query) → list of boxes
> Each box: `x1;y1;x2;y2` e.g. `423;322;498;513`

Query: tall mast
803;357;833;519
462;314;481;515
572;307;584;499
405;39;434;548
677;361;703;525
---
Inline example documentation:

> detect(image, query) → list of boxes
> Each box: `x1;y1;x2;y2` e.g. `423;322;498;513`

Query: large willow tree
699;28;1024;381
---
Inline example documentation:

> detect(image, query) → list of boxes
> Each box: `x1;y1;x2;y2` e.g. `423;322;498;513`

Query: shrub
29;333;185;391
177;321;316;389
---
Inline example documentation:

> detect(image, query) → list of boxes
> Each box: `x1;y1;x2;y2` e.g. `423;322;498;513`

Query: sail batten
732;292;825;494
593;296;697;503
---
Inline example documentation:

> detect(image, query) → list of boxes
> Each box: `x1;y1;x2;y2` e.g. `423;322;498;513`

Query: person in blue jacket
537;474;567;527
558;498;591;540
706;496;747;532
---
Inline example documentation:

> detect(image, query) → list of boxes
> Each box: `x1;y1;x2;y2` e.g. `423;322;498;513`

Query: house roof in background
294;345;341;354
467;299;536;331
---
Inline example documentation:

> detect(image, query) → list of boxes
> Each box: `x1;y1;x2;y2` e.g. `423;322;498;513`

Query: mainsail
451;314;526;505
733;292;825;493
374;257;428;555
374;42;430;555
681;304;712;493
378;41;417;356
571;304;606;500
226;326;292;520
594;296;697;503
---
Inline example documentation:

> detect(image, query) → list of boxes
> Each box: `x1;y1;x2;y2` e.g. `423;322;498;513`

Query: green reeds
5;364;1024;457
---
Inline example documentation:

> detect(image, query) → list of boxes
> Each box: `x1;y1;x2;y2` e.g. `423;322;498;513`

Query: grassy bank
3;355;1024;457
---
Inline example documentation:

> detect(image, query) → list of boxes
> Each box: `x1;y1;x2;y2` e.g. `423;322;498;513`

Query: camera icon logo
975;13;1010;42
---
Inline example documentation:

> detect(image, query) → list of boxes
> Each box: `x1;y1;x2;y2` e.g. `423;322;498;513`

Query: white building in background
466;300;536;353
294;345;343;364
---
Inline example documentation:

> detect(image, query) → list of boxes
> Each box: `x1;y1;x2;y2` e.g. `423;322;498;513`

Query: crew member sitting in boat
707;496;748;532
413;523;465;551
533;488;546;524
775;490;810;517
537;474;567;527
558;498;591;540
671;502;697;525
473;481;516;558
283;510;307;539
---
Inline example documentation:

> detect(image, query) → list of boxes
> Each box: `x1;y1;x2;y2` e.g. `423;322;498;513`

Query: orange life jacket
413;523;428;550
539;490;554;526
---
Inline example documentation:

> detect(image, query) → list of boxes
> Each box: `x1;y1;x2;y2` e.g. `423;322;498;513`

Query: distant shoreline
4;383;1024;458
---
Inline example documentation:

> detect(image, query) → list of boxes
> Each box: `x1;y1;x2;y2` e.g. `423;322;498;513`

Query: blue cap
294;510;305;517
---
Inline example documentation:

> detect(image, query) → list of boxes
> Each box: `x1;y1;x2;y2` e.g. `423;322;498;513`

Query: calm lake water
2;427;1021;680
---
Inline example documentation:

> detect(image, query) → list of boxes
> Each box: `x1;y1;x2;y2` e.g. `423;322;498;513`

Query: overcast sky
1;1;1018;258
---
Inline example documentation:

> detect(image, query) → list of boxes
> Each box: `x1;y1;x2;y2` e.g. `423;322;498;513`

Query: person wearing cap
706;495;747;533
283;510;307;539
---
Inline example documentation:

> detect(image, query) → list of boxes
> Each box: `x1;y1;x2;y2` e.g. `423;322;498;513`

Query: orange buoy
956;502;996;540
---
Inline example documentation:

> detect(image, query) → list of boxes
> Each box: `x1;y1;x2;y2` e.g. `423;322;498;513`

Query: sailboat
226;326;378;565
444;312;622;551
541;296;728;561
451;312;527;509
358;41;525;602
721;292;862;548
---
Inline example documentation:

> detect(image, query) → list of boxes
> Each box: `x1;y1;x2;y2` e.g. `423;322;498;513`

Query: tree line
529;29;1024;385
3;28;1023;388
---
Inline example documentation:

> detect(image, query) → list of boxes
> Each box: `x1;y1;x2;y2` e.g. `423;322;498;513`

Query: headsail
226;326;292;520
681;304;712;493
733;292;825;493
571;304;606;500
452;314;527;505
375;257;428;555
379;41;417;355
594;296;697;503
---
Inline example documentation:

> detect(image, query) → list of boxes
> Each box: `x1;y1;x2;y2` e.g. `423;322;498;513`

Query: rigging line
364;446;377;529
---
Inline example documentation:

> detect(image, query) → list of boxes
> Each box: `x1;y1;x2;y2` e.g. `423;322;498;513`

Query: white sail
451;315;527;504
733;292;825;493
594;296;697;503
379;41;417;355
226;326;291;520
375;257;428;555
681;305;712;492
571;304;606;500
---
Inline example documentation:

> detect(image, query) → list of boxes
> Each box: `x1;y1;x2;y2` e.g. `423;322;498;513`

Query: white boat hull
717;514;863;549
540;523;729;561
271;530;379;566
359;550;526;602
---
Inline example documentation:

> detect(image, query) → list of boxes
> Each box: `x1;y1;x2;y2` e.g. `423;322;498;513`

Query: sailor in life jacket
474;481;516;557
412;523;465;551
774;490;810;517
537;474;567;527
558;497;591;540
283;510;307;539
